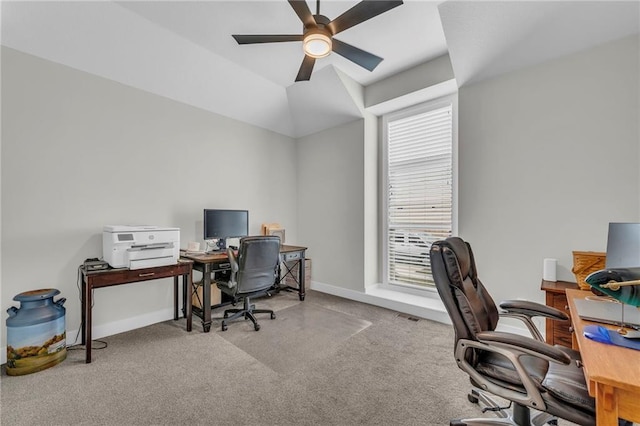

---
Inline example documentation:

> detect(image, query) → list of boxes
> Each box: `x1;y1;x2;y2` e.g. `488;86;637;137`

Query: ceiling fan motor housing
309;14;331;31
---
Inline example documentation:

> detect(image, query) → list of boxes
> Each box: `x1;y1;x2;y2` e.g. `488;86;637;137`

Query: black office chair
214;236;280;331
430;237;596;426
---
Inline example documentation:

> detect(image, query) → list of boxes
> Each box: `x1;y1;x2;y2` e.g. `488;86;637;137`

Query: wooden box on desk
192;282;221;309
283;258;311;289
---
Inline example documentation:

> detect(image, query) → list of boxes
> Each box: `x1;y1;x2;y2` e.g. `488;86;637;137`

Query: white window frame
381;94;458;294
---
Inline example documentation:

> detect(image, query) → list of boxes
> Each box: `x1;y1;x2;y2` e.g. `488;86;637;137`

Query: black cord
67;340;108;351
66;265;107;351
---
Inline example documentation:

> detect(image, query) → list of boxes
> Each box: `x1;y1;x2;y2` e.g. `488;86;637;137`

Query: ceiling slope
439;1;640;87
1;1;296;135
1;1;449;139
286;65;364;137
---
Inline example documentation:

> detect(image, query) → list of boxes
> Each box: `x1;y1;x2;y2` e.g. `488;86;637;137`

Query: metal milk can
6;288;67;376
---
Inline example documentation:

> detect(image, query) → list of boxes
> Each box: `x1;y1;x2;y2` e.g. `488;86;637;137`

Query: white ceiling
2;1;638;138
117;0;448;88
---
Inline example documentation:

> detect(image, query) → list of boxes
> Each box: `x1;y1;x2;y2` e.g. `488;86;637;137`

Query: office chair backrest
430;237;499;343
235;236;281;295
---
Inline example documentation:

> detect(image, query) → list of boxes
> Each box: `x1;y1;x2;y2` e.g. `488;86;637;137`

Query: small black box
84;260;110;271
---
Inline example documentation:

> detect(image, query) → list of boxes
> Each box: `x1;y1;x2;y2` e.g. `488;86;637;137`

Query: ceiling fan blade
295;55;316;82
332;38;383;71
233;34;304;44
288;0;317;28
327;0;403;35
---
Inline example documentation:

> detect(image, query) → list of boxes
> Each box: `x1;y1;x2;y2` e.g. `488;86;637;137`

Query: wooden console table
80;260;193;363
540;279;579;348
182;244;307;332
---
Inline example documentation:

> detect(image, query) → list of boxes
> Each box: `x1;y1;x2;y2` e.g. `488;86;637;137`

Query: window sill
366;284;449;323
310;281;450;324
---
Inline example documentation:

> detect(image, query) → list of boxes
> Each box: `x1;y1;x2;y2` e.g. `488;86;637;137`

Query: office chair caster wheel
299;295;305;301
467;392;479;404
270;313;276;320
221;323;228;331
254;324;260;331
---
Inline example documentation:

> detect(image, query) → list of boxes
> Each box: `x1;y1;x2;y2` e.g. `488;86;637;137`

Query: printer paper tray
130;257;176;270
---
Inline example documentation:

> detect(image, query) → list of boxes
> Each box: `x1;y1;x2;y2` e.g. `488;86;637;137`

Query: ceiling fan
232;0;403;82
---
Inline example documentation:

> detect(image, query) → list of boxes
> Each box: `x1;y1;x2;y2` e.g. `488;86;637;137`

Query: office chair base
450;413;555;426
221;296;276;331
459;390;556;426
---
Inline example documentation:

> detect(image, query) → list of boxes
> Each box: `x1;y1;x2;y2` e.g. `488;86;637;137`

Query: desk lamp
585;223;640;335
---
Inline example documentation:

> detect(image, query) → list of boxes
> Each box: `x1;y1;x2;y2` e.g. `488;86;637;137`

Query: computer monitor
203;209;248;251
605;222;640;269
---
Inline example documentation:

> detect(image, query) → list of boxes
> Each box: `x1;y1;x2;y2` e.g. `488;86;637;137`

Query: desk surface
565;289;640;425
181;244;307;263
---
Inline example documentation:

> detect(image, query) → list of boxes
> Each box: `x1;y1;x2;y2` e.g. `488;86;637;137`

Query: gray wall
296;35;639;321
458;35;640;305
297;120;366;292
1;47;297;349
2;33;639;352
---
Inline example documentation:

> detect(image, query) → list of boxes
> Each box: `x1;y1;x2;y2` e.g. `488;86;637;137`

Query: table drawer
87;263;191;287
551;293;570;312
282;251;302;262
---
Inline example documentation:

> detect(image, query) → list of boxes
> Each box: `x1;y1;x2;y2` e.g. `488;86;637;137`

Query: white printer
103;225;180;270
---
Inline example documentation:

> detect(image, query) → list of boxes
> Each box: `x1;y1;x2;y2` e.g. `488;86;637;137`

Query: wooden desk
565;289;640;425
182;244;307;332
81;260;193;363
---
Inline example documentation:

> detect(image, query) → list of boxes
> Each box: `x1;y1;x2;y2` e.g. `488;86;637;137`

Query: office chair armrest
500;300;569;321
476;330;571;365
499;300;568;341
456;336;550;411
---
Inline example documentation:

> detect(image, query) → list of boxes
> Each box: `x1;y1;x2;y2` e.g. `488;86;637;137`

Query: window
383;99;455;288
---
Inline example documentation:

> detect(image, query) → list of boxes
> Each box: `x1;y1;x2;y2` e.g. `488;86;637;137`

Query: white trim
77;307;176;344
366;79;458;116
1;307;176;365
310;280;532;338
1;290;534;365
311;280;451;324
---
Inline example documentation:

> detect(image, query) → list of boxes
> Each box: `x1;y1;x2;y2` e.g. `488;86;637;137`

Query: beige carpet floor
1;290;564;425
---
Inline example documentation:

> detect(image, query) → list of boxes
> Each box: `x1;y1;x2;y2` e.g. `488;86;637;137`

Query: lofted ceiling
117;0;448;88
1;1;638;138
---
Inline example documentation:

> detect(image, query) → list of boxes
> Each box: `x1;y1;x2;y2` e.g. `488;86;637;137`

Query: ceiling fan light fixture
303;31;332;58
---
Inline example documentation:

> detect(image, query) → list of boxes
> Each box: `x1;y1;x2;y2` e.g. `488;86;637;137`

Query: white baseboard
310;280;452;324
1;288;533;366
309;281;531;337
1;307;175;365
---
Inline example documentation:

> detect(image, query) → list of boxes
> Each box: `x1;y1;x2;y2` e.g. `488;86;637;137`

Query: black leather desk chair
430;237;596;426
214;236;280;331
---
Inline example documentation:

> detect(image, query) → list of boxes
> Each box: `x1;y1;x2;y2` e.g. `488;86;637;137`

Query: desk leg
184;272;192;332
84;278;93;364
596;383;619;426
202;264;212;332
298;257;306;301
173;276;179;320
81;276;86;347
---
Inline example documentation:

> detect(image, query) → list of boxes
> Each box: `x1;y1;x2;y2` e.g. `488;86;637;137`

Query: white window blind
385;103;453;287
